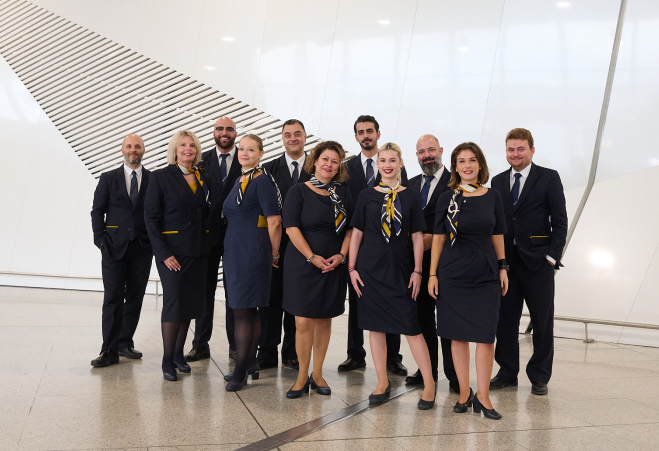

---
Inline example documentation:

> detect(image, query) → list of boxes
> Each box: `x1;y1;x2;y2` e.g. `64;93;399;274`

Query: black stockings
230;308;260;383
161;320;191;373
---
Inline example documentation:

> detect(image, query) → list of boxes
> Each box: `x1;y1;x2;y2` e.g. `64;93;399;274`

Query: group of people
90;114;568;419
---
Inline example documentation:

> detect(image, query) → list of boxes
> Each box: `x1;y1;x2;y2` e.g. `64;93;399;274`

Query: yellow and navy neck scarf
309;176;347;234
178;163;209;204
447;183;480;247
379;181;402;243
237;166;282;210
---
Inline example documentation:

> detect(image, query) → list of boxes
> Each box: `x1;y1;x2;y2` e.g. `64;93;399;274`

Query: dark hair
506;128;534;149
303;141;349;183
353;115;379;133
282;119;306;133
448;142;490;189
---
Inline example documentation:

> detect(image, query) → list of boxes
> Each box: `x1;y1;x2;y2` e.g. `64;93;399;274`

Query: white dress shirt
123;164;142;194
360;152;377;182
216;146;234;176
419;165;445;206
284;153;306;178
509;164;555;265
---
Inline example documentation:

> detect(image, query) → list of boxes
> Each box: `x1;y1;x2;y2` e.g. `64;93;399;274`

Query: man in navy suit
405;134;458;390
337;115;407;376
90;134;152;367
489;128;568;396
185;117;242;362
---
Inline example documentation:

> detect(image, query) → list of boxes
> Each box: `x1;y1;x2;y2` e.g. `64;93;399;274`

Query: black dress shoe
174;360;191;373
287;377;310;399
282;358;299;369
310;373;331;395
337;358;366;372
163;370;178;382
91;350;119;368
229;348;236;360
418;388;436;410
489;376;518;390
405;370;438;385
258;359;278;370
386;361;408;376
185;347;210;362
118;347;143;359
225;373;248;391
448;380;460;393
369;382;391;404
453;388;474;413
531;382;548;396
473;393;502;420
224;364;260;381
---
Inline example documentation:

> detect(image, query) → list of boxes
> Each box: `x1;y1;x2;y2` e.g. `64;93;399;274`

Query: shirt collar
216;145;234;159
512;163;532;180
123;163;142;175
284;152;305;168
423;164;444;182
361;152;376;167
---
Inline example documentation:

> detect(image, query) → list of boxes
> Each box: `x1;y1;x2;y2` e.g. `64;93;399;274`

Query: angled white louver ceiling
0;0;321;177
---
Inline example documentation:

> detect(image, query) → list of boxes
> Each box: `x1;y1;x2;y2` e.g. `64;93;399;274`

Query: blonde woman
144;130;212;381
348;143;436;410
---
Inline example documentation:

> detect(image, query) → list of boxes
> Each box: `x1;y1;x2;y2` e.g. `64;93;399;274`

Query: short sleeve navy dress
282;183;355;318
223;174;281;309
351;188;426;336
433;189;507;343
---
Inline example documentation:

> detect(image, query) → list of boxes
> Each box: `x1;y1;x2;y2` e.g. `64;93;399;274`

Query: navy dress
433;189;507;343
282;183;354;318
223;174;281;309
351;188;426;336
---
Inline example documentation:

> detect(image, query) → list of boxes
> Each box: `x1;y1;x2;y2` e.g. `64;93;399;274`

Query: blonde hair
166;130;202;165
377;142;403;182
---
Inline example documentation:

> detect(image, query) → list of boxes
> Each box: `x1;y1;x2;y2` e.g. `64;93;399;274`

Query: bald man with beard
91;134;153;367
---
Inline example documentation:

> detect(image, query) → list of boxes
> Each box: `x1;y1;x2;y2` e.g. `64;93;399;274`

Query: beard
214;136;235;150
420;159;440;176
360;140;376;151
125;153;142;165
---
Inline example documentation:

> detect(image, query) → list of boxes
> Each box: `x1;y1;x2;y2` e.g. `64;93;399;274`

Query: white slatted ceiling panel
0;0;322;178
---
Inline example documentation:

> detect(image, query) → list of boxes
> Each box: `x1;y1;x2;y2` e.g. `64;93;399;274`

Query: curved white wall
2;0;659;345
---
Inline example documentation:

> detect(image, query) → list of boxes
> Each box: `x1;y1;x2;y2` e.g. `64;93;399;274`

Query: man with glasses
185;117;242;362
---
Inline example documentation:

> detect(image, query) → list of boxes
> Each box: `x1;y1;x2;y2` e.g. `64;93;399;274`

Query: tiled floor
2;286;659;450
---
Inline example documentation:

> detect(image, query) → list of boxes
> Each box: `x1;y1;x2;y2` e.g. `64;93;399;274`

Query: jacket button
512;218;516;221
128;228;132;231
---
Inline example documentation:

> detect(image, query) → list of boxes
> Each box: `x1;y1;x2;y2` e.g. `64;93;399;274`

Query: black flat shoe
91;350;119;368
338;358;366;372
386;361;408;376
174;360;191;373
185;347;210;362
369;382;391;405
453;388;474;413
473;393;502;420
224;364;260;381
287;377;310;399
489;376;518;390
532;382;548;396
225;373;248;392
163;370;178;381
310;373;331;395
118;347;143;359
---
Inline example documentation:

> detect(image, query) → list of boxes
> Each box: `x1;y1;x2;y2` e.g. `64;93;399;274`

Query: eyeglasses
214;126;236;133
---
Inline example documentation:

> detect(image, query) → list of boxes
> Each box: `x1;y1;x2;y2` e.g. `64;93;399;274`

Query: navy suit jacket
200;146;241;247
491;163;568;271
91;166;151;260
144;164;212;262
342;153;409;207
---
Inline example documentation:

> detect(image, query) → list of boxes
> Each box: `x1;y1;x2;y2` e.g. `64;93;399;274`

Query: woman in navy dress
428;142;508;420
282;141;354;399
222;134;282;391
144;130;211;381
348;143;436;410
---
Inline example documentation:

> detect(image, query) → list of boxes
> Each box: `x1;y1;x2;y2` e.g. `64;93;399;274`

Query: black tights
230;308;261;383
161;320;191;373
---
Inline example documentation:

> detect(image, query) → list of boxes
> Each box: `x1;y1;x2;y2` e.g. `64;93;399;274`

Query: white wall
3;0;659;345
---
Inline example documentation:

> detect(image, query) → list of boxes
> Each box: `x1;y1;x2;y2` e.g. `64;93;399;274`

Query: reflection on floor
2;286;659;450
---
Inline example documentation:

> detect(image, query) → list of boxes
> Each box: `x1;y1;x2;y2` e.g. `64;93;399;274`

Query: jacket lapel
278;154;294;188
499;168;514;214
115;166;132;207
515;163;538;211
168;164;198;203
136;168;149;205
424;168;449;214
349;155;368;190
222;147;241;195
299;155;311;183
204;147;223;190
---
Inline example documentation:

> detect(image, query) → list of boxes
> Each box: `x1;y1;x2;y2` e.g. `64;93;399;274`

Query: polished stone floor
2;286;659;450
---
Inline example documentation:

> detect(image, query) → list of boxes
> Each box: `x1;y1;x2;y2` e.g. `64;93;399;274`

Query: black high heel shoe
224;363;259;381
287;377;310;399
225;373;248;391
310;373;331;395
368;382;391;405
473;393;502;420
174;359;191;373
453;388;474;413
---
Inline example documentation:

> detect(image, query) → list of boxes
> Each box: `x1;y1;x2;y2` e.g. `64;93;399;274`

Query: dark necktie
220;153;229;181
366;158;375;188
511;172;522;208
420;175;433;209
130;171;138;240
291;161;299;185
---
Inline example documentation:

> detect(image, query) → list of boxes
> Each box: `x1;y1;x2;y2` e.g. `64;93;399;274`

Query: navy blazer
200;146;241;247
491;163;568;271
91;166;151;260
144;164;212;262
263;153;311;257
342;153;409;207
